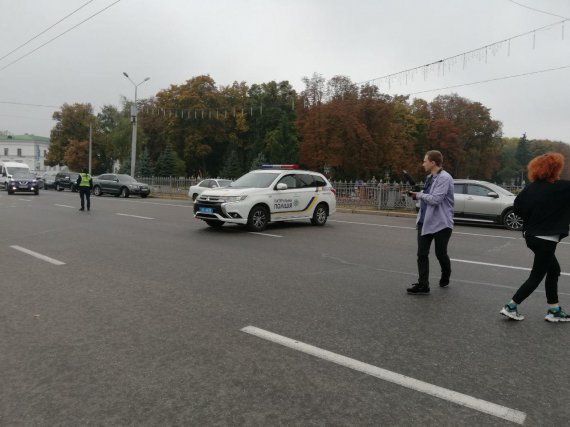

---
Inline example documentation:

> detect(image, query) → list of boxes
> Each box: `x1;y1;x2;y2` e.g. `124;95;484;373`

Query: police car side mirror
276;183;287;190
487;192;499;198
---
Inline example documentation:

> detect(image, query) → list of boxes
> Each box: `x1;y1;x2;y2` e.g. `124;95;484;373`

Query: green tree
154;144;184;177
494;138;521;184
138;148;154;177
219;149;242;178
250;152;267;170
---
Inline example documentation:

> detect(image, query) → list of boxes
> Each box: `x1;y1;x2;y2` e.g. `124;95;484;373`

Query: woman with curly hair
500;152;570;322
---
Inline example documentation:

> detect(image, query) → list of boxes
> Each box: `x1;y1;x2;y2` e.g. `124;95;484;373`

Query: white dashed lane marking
116;213;154;220
249;232;283;238
10;245;65;265
241;326;526;425
452;258;570;276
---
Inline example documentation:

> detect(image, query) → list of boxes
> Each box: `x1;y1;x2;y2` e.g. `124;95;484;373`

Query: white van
0;161;31;190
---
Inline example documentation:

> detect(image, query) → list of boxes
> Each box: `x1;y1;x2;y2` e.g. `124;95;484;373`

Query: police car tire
34;190;39;195
247;205;269;232
7;189;13;195
93;186;102;196
192;193;198;201
120;187;130;198
205;219;224;228
311;203;328;226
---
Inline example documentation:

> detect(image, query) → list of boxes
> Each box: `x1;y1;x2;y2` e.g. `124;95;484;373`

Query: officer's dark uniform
77;171;93;211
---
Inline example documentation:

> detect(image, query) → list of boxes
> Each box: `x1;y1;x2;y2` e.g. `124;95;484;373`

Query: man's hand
408;191;417;200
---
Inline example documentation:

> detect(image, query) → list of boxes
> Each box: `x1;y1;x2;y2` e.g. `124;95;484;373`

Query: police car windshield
231;172;277;188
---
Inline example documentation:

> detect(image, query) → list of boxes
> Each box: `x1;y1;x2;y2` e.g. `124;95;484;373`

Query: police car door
295;174;318;218
271;174;301;220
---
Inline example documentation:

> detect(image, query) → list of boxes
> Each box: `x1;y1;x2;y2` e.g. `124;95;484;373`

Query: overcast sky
1;0;569;143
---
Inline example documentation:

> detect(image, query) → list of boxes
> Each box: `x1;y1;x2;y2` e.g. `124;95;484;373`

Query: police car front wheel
247;205;269;232
311;203;328;226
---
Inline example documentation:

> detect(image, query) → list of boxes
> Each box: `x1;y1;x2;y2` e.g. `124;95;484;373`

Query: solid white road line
17;198;32;201
330;219;415;230
241;326;526;425
55;204;75;208
10;245;65;265
116;213;155;220
330;219;519;240
249;232;283;238
452;258;570;276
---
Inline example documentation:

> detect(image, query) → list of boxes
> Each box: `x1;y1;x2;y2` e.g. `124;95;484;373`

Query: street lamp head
122;72;129;78
144;77;150;82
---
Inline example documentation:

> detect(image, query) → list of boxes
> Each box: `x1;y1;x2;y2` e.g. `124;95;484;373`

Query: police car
193;165;336;231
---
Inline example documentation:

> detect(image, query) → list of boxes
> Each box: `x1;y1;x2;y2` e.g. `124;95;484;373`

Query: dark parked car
7;172;40;195
92;174;150;198
42;171;59;190
55;172;80;192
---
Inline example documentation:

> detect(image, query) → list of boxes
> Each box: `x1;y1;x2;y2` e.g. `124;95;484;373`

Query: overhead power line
0;0;95;63
407;64;570;95
0;0;122;73
508;0;568;19
0;101;59;108
358;18;568;89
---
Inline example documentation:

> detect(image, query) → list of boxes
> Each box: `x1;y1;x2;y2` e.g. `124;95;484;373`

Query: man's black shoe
79;208;84;211
406;283;430;294
439;281;450;288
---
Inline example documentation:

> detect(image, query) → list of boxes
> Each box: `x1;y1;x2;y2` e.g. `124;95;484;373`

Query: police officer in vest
76;168;93;211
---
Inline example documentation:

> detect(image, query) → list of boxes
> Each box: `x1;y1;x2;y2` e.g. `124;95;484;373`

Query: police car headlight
223;195;247;202
128;184;137;189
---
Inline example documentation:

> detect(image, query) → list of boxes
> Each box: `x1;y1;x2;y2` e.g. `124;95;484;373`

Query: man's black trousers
417;227;452;286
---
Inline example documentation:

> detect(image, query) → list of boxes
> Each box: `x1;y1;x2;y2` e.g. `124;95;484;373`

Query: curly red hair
527;152;564;183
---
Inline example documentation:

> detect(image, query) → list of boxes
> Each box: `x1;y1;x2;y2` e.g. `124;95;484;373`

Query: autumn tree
63;140;90;172
47;103;95;166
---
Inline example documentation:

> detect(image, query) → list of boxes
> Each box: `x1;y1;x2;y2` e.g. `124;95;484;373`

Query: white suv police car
193;165;336;231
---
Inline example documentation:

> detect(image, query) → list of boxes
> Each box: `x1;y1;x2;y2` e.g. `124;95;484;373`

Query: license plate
199;207;214;213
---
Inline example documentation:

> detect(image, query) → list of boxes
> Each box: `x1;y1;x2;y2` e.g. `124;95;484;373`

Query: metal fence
137;176;200;196
137;176;523;210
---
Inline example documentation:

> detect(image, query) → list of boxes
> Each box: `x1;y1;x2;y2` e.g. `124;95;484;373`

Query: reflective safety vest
79;173;91;187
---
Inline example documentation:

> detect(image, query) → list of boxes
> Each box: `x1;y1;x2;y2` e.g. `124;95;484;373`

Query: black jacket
514;180;570;239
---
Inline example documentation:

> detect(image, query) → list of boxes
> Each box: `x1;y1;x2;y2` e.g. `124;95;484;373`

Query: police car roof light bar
260;164;299;170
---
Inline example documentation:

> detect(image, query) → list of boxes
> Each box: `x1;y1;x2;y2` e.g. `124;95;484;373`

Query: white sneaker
500;304;524;321
545;308;570;322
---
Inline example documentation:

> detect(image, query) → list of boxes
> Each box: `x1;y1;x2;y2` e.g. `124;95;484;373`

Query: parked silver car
415;179;523;230
453;179;523;230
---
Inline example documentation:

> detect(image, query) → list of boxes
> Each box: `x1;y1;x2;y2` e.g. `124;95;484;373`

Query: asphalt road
1;190;568;426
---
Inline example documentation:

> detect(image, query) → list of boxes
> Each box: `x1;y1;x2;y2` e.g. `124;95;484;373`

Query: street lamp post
123;72;150;177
